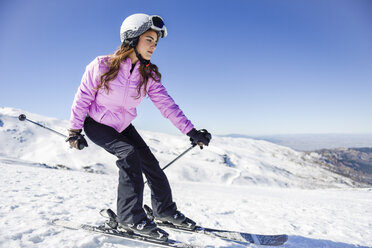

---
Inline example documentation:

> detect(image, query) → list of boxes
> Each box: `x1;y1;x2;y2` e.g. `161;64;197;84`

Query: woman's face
136;30;158;60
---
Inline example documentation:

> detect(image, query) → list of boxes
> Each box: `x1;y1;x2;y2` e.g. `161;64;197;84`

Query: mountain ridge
222;133;372;151
0;107;368;189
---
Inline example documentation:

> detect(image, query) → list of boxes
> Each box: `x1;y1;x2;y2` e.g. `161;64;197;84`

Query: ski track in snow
1;160;371;248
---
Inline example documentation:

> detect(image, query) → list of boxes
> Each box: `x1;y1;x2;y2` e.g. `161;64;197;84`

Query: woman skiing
66;13;212;241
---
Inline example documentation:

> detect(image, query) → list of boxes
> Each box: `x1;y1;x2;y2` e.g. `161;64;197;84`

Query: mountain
0;107;367;189
223;133;372;151
1;107;371;248
312;147;372;185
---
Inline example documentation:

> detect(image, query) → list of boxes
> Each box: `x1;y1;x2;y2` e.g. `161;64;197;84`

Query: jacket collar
121;57;141;80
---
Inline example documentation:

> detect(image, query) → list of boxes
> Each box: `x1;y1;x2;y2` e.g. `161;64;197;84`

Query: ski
153;221;288;246
145;205;288;246
52;219;200;248
101;207;288;246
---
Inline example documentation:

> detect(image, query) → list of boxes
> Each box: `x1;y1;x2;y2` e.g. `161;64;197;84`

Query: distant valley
312;147;372;186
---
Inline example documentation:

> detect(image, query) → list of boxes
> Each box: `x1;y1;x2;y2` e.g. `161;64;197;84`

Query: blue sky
1;0;371;136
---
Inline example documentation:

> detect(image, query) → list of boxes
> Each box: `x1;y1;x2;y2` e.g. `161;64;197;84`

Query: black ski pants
83;116;177;224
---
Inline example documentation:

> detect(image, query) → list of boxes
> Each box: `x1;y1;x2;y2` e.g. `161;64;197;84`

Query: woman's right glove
66;129;88;150
186;128;212;149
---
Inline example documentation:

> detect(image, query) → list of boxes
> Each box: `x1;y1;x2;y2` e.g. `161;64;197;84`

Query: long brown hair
97;42;162;98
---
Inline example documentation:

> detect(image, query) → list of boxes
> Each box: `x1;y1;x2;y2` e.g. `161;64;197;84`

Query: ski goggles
149;15;168;38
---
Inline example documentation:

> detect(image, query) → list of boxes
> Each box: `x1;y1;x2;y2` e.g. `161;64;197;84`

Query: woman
66;13;212;241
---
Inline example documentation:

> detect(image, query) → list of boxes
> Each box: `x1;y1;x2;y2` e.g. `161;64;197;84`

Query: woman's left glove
187;128;212;149
66;129;88;150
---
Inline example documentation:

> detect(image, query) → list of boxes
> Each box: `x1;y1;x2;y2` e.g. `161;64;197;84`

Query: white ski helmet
120;13;168;44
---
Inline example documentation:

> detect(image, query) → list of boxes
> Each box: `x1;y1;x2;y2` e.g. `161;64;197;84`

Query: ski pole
18;114;67;138
18;113;202;175
144;143;197;185
18;114;86;150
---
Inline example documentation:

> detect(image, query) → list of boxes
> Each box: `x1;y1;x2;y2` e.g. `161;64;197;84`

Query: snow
0;107;371;247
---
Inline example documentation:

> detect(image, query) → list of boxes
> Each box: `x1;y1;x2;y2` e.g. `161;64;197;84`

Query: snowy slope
0;107;363;189
0;159;371;248
1;107;371;248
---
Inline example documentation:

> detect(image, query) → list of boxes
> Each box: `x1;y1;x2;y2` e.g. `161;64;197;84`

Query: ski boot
117;217;169;241
100;208;169;241
144;205;196;231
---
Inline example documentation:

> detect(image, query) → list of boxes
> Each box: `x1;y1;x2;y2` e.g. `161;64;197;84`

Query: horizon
2;105;372;136
2;106;372;152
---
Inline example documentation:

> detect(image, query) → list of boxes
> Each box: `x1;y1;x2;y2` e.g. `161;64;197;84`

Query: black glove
66;129;88;150
187;128;212;149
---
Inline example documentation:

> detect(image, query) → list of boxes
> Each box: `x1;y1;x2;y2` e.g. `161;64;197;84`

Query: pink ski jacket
69;56;194;134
